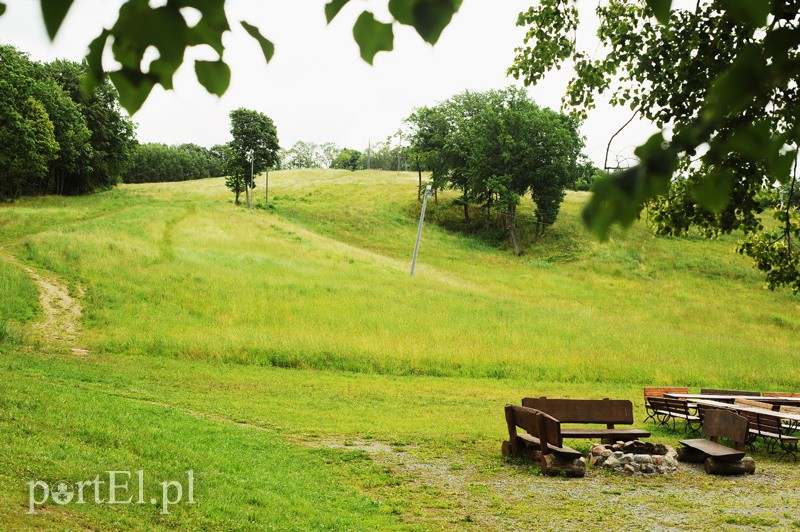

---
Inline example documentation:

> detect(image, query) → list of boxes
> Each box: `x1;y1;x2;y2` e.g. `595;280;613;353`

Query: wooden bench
737;408;799;462
503;405;586;477
503;405;582;459
646;396;700;433
701;388;761;397
521;397;650;442
644;387;688;423
679;409;755;474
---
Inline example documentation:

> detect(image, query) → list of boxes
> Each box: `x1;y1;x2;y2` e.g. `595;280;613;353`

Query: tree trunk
704;457;756;475
540;454;586;478
235;186;240;205
509;205;521;256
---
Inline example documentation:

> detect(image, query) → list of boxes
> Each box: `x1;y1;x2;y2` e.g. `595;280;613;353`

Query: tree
11;1;462;114
407;106;449;200
330;149;362;171
45;59;136;194
466;88;583;254
228;108;279;207
281;141;323;170
509;0;800;292
121;143;227;183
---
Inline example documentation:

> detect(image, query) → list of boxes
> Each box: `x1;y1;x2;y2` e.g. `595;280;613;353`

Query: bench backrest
504;405;564;453
701;388;761;397
535;411;563;452
764;391;800;398
521;397;634;425
644;387;688;402
738;409;785;437
702;409;748;449
734;398;774;410
505;404;538;438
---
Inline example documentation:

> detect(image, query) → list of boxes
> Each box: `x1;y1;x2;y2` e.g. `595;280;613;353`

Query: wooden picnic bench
502;405;586;477
692;398;800;462
645;396;700;433
679;409;755;475
644;387;688;423
521;397;651;442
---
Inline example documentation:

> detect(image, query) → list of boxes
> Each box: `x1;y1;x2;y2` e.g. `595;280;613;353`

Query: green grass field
1;170;798;529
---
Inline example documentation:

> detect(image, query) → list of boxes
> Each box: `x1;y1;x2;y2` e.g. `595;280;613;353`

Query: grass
0;169;798;529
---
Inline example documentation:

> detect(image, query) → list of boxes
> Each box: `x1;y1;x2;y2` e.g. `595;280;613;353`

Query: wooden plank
521;397;634;424
701;388;761;397
679;438;746;461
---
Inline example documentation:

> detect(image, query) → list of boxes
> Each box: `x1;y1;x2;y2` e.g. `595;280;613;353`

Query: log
677;446;707;463
501;440;512;457
502;440;539;460
704;456;756;475
540;454;586;478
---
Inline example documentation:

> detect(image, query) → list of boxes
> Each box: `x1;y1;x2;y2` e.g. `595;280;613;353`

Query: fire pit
589;440;679;476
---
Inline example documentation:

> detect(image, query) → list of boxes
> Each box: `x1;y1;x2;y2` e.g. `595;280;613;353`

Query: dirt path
3;252;86;351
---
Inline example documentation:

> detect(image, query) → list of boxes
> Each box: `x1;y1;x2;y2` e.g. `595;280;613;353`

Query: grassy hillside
1;170;798;529
3;170;797;387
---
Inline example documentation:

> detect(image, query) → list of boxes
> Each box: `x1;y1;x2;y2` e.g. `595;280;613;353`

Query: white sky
0;0;657;166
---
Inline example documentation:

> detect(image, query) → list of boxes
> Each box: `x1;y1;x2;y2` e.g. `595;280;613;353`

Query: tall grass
1;170;797;388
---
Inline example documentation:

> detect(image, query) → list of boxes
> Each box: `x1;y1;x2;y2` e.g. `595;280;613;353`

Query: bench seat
653;409;699;423
561;428;651;440
517;433;583;460
680;438;746;462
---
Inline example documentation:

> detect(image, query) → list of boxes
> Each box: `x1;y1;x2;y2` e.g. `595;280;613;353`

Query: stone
601;449;612;458
619;453;634;465
634;454;653;464
611;451;624;460
653;443;669;455
604;457;620;469
652;455;664;465
623;464;636;474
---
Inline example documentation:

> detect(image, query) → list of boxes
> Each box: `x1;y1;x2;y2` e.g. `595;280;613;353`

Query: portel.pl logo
28;470;195;515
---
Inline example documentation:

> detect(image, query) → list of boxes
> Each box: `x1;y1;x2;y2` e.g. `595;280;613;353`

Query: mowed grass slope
4;170;797;388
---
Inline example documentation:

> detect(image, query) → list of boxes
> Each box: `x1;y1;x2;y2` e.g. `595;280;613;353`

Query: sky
0;0;658;166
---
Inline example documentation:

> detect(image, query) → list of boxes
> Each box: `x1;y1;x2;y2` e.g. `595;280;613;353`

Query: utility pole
246;149;254;213
410;185;432;277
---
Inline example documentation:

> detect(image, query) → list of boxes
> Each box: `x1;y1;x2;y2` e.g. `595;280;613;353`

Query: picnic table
688;398;800;423
665;393;800;410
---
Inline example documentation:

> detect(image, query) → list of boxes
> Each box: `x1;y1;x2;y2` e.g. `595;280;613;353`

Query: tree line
0;45;135;199
121;143;227;184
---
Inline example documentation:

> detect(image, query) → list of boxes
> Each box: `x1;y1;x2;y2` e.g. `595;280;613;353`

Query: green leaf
719;0;770;27
0;3;6;16
353;11;394;64
195;59;231;96
325;0;350;23
41;0;75;39
109;69;157;115
83;29;110;94
645;0;672;24
691;169;734;213
240;21;275;63
388;0;462;44
180;0;231;54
